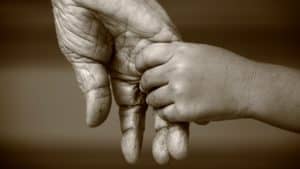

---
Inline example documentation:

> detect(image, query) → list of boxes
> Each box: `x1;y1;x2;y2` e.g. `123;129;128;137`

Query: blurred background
0;0;299;168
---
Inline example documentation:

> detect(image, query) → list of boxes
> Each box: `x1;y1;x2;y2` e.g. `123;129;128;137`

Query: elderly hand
52;0;189;164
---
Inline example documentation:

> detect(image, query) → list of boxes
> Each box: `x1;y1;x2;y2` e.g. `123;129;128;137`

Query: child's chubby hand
136;42;258;124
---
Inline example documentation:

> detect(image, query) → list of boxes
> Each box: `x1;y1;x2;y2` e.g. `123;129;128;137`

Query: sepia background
0;0;299;168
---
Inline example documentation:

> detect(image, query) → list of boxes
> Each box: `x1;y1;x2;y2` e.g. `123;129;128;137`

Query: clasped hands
52;0;269;164
52;0;190;164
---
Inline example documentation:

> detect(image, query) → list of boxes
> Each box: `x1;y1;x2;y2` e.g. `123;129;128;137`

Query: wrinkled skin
52;0;189;164
137;42;254;123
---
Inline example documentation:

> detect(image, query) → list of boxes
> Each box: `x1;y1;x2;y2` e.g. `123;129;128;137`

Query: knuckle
174;62;188;75
174;103;193;121
169;82;184;97
168;82;178;93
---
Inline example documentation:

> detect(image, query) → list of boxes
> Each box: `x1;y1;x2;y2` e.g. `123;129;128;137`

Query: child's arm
136;42;300;133
247;62;300;132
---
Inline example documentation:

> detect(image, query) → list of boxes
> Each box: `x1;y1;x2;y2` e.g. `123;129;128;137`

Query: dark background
0;0;299;168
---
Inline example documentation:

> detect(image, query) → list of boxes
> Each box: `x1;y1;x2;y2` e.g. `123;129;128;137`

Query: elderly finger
154;104;190;159
153;114;170;164
111;78;146;164
73;63;112;127
167;123;189;160
119;106;146;164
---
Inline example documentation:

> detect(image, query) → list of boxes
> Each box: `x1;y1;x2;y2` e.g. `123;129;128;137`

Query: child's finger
156;104;183;122
140;66;169;93
146;85;173;108
135;43;174;73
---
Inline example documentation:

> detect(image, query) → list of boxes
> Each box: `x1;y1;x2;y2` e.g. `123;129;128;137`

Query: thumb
52;0;113;127
73;63;112;127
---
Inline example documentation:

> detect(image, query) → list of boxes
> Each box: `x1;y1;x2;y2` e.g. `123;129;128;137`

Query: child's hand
136;42;256;124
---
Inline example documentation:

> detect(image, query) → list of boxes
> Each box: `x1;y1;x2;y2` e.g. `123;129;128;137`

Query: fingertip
152;128;169;165
86;119;100;128
121;129;142;164
117;105;146;164
86;113;106;127
167;123;189;160
156;104;177;122
85;88;111;127
135;43;171;73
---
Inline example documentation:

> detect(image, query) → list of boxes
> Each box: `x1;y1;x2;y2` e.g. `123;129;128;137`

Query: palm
52;0;188;164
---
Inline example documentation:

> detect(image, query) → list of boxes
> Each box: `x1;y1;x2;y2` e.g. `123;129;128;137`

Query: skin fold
52;0;189;164
137;42;300;133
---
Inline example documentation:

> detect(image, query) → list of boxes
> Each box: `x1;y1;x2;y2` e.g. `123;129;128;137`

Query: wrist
244;62;292;120
220;52;260;119
231;59;260;119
